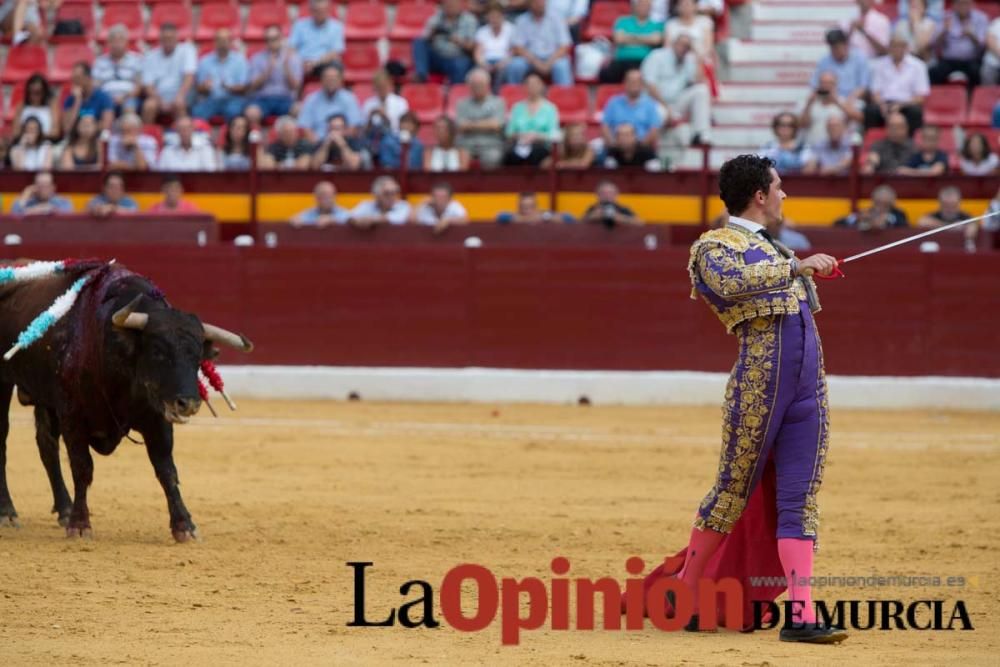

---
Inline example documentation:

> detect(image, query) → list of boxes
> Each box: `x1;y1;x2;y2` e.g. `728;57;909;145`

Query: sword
804;210;999;278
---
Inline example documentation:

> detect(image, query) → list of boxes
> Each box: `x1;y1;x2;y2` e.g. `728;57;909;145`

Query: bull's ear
202;341;220;361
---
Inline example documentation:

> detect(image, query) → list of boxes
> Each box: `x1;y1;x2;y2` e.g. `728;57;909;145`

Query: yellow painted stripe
0;193;250;222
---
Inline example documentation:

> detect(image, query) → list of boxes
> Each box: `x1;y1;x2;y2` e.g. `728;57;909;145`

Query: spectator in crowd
803;115;854;176
379;111;425;169
503;73;559;166
425;116;469;171
663;0;714;60
11;116;52;170
361;69;409;131
895;0;937;61
259;115;313;169
929;0;989;86
290;0;346;77
219;115;254;171
312;113;367;170
600;0;664;84
11;172;73;215
291;181;350;227
413;181;470;233
983;12;1000;84
642;33;712;146
148;175;201;213
760;112;812;174
917;185;971;228
13;73;60;140
811;28;870;102
842;0;891;59
798;71;863;147
548;0;588;42
0;0;43;46
496;191;570;223
157;116;218;171
897;0;944;23
414;0;477;84
862;111;914;174
93;24;142;116
141;22;197;125
455;68;506;168
107;113;158;171
583;180;643;226
958;132;998;175
603;123;658;168
897;124;948;175
59;113;102;171
475;3;514;88
963;183;1000;248
767;218;811;252
995;100;1000;128
297;65;362;142
602;69;661;148
0;136;9;169
85;171;138;216
865;33;930;132
348;175;412;228
504;0;574;85
247;25;303;121
193;29;249;122
63;62;115;135
543;122;595;168
834;184;909;229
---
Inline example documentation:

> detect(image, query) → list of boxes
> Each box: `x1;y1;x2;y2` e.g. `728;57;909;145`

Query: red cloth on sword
630;457;787;631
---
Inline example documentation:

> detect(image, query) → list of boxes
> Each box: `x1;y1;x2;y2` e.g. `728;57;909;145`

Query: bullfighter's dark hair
718;154;776;217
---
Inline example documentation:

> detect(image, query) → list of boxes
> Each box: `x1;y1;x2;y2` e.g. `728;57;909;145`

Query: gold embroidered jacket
688;225;819;333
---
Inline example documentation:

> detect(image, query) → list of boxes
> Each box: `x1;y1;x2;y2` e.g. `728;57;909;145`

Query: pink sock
678;525;726;607
777;537;816;623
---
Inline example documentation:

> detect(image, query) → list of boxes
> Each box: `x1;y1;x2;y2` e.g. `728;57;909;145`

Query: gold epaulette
687;228;755;299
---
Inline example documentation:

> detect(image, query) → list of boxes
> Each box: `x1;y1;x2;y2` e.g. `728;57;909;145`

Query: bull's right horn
203;323;254;353
111;295;148;330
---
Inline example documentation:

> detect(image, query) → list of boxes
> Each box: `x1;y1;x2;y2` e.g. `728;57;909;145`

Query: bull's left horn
111;295;148;330
203;324;254;353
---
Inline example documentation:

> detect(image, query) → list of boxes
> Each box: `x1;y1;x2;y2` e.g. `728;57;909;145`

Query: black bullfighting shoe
665;590;716;633
779;622;849;644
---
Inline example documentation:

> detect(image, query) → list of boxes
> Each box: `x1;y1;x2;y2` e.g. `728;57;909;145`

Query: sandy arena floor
0;400;997;666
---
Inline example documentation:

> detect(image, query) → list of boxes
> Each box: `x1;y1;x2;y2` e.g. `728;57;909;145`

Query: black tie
757;228;779;251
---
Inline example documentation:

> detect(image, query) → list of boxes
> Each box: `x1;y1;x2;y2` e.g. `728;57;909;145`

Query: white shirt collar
727;215;765;234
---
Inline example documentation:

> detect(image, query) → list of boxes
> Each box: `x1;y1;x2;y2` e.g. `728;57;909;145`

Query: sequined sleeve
696;243;795;299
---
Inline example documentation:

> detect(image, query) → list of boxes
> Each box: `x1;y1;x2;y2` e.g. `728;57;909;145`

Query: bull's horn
203;323;254;353
111;295;148;330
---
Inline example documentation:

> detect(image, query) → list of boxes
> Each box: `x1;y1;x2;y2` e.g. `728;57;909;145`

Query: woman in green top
502;73;561;166
599;0;665;83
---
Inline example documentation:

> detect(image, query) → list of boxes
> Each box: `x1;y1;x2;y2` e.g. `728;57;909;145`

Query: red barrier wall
2;239;997;378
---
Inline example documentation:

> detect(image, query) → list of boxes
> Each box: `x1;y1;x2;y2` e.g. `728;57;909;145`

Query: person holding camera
11;172;73;216
312;113;366;170
582;180;643;227
798;71;863;147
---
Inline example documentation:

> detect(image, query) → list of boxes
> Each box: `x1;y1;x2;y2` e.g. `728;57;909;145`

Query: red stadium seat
196;2;241;42
344;2;388;41
862;127;887;153
592;84;624;124
143;124;164;147
51;5;94;43
498;84;526;112
386;41;414;73
1;45;47;85
967;86;1000;127
547;85;589;124
351;82;375;106
390;2;436;41
923;85;967;127
3;83;26;125
243;2;290;42
415;122;437;147
341;43;381;83
146;3;194;43
400;83;444;123
98;4;144;43
584;2;629;40
445;83;469;116
51;43;95;84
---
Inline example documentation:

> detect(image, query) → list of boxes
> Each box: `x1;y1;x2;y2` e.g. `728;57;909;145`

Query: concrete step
753;3;854;21
711;125;774;146
726;62;814;84
727;40;829;64
712;101;799;125
671;147;746;171
751;22;831;42
716;83;811;104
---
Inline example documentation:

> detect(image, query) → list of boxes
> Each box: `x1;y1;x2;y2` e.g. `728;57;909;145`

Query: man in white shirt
360;69;409;131
93;24;143;116
141;23;197;124
157;116;218;171
841;0;891;59
107;113;159;171
864;33;930;132
413;182;469;234
348;176;412;227
641;34;712;146
982;15;1000;84
546;0;588;42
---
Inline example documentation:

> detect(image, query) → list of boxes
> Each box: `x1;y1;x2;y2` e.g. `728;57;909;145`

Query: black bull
0;262;252;541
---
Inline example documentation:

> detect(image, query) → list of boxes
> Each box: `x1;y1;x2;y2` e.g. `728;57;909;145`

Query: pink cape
631;456;787;631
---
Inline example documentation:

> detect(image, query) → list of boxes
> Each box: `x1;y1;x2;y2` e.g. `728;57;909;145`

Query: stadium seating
386;41;414;72
401;83;444;123
352;83;375;106
344;3;389;41
967;86;1000;127
389;2;437;42
498;84;526;112
592;85;624;124
196;2;241;42
51;42;95;84
446;83;470;116
923;85;968;128
547;85;590;125
51;4;94;44
97;4;144;43
1;45;48;85
243;2;290;42
341;43;381;84
584;2;629;41
146;3;194;43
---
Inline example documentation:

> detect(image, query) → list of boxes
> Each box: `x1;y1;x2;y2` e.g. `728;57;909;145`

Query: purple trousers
695;300;830;541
